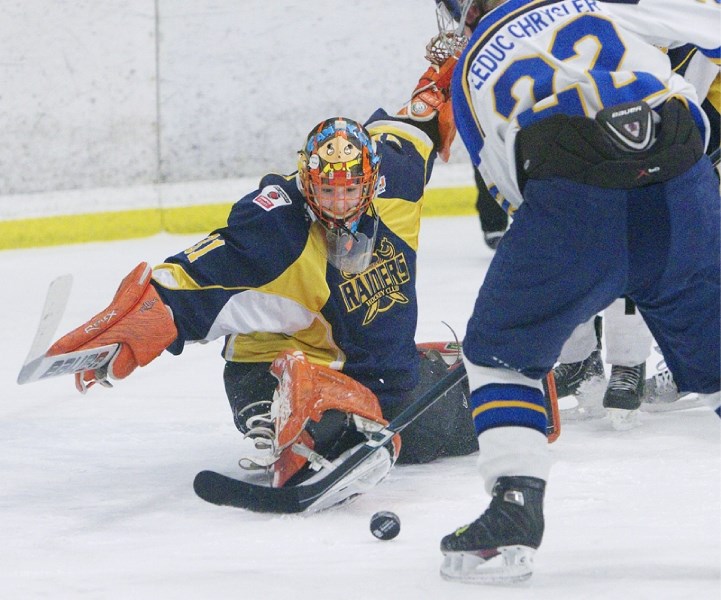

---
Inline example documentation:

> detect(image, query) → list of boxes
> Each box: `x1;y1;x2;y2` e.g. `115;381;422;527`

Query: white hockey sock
477;426;551;494
557;317;598;364
604;298;653;366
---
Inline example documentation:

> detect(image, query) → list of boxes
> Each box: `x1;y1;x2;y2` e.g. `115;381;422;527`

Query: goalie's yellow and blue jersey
452;0;721;210
150;110;436;404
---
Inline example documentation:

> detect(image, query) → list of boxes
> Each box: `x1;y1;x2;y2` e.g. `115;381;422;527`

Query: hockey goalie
236;350;401;510
25;40;483;511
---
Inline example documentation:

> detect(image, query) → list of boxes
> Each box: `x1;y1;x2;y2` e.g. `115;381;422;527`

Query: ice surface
1;217;719;599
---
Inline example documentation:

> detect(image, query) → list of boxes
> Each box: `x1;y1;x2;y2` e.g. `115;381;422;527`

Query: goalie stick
193;362;469;513
194;363;561;513
17;275;119;386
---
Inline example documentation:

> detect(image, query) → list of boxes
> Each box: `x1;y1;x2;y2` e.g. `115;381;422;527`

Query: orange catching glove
397;36;464;162
47;262;178;393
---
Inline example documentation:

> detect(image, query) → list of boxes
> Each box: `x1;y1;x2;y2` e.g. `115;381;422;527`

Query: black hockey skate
549;348;607;420
440;476;545;584
553;349;605;398
603;363;645;410
552;315;605;397
603;363;645;430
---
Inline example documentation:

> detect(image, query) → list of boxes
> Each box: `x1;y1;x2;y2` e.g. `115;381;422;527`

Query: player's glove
397;35;464;162
47;262;178;393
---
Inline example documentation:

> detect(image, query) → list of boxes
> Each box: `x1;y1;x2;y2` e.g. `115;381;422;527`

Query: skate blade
607;408;640;431
560;377;607;421
641;393;702;413
560;406;607;422
440;545;534;585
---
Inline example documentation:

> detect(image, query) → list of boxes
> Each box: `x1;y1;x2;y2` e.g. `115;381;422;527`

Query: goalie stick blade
17;343;120;385
194;443;380;514
194;470;305;513
17;273;120;385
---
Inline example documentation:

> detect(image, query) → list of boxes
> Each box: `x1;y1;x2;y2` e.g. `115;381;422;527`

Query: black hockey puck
370;511;401;540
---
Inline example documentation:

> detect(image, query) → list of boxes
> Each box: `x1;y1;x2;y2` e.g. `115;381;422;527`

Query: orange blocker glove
397;35;465;162
238;351;401;503
47;262;178;393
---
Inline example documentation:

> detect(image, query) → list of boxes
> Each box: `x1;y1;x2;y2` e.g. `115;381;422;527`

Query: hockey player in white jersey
550;46;721;428
439;0;721;584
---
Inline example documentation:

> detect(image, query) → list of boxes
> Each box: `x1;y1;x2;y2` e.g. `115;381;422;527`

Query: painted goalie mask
298;117;381;274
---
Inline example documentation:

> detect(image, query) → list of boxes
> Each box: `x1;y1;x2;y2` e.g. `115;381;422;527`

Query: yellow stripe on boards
0;209;164;250
422;187;477;217
0;188;478;251
161;203;233;234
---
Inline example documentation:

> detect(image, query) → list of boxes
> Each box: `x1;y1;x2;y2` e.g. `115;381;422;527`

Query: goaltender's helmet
436;0;500;34
464;0;506;28
298;117;380;234
435;0;464;21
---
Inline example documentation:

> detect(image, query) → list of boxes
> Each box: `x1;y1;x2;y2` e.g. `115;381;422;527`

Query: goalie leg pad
388;351;476;464
266;350;401;488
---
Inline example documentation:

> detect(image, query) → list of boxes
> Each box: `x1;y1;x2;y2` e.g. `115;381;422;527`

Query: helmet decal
298;117;381;232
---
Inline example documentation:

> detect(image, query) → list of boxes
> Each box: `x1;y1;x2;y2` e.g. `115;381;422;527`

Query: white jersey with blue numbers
452;0;721;210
